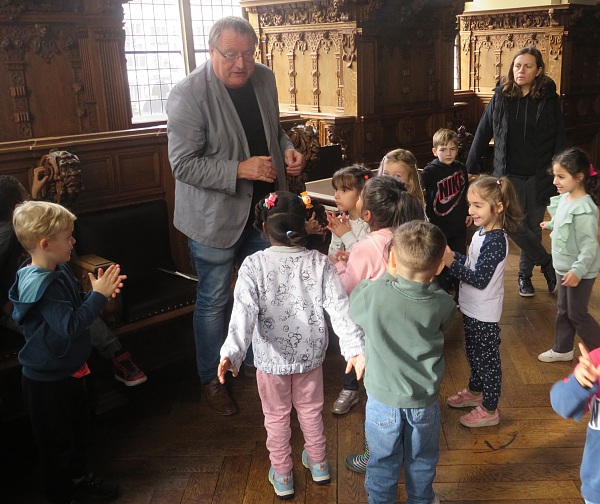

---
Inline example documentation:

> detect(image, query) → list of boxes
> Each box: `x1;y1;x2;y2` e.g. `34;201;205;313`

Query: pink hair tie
590;164;597;177
496;179;502;186
264;193;278;209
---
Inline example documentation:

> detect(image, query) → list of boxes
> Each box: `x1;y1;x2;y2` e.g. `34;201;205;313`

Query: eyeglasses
214;46;255;63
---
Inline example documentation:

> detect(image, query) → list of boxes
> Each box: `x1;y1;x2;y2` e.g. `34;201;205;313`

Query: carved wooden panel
245;0;464;166
0;0;130;142
116;150;162;192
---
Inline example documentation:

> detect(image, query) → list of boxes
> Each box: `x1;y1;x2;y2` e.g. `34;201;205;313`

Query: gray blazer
166;61;293;248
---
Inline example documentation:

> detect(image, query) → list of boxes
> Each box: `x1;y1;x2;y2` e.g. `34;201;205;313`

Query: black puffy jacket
466;78;566;203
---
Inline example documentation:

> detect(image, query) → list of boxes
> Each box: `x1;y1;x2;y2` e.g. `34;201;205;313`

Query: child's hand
306;212;324;235
329;250;349;265
217;357;238;384
561;271;580;288
346;354;366;380
574;343;600;388
326;211;351;238
31;166;49;200
540;221;549;229
89;264;127;299
465;215;473;227
443;246;455;267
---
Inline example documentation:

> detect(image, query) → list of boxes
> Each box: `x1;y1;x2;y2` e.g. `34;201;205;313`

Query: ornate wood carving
332;32;344;113
341;31;356;69
0;23;85;139
38;149;84;208
306;32;321;112
248;0;385;26
285;122;320;193
0;0;129;141
325;122;351;164
0;1;84;19
281;32;302;111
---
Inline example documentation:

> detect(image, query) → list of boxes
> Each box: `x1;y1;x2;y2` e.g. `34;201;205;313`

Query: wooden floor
3;233;592;504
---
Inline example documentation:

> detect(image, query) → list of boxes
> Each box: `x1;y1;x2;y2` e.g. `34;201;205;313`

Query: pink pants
256;366;326;474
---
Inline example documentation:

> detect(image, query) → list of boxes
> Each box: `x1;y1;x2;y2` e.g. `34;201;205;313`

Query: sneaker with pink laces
460;405;499;427
446;388;483;408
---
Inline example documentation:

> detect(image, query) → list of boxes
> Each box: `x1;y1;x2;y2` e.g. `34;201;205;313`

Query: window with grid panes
124;0;242;122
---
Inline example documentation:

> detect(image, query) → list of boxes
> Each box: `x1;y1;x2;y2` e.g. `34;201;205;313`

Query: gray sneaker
331;389;359;415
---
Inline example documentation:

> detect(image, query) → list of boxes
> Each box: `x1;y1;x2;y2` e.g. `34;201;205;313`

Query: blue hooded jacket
9;262;107;381
550;348;600;504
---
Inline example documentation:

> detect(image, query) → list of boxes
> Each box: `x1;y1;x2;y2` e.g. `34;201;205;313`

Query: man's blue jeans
188;228;269;384
365;395;440;504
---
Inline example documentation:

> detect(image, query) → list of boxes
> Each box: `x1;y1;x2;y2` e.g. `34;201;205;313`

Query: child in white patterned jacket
218;190;365;500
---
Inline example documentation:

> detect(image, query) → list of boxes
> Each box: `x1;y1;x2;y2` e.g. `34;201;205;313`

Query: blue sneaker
268;467;294;499
301;450;331;484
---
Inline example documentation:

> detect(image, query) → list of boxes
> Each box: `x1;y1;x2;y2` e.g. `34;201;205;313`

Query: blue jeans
365;395;440;504
188;228;269;384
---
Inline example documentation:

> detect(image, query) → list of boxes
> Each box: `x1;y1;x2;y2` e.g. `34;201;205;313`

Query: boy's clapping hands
89;263;127;299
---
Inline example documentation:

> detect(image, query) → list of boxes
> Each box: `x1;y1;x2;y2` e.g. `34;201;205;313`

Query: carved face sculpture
38;149;83;207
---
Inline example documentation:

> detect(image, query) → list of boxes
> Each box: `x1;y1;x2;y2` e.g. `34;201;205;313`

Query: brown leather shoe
201;379;237;415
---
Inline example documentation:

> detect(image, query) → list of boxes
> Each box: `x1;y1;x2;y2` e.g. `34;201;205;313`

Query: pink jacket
335;228;393;294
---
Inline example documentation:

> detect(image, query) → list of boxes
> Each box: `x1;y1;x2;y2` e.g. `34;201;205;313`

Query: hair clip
590;164;597;177
264;193;278;209
286;230;293;238
299;191;313;209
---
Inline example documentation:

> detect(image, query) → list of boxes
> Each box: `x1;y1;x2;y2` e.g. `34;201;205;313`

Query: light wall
463;0;597;12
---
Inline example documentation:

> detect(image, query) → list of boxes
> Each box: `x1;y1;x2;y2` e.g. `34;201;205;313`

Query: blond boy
9;201;124;504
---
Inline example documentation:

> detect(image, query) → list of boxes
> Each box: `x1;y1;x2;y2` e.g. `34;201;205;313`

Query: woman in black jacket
466;46;566;297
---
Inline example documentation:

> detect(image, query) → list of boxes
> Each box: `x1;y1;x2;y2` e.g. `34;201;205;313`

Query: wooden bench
71;199;196;335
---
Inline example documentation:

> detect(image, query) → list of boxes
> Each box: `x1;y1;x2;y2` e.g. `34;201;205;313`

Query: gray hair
208;16;258;49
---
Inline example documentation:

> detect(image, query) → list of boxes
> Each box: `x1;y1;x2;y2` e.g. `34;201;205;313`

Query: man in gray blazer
166;16;304;415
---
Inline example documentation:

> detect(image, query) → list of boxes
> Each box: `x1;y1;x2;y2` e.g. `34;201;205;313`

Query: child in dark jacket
0;174;146;386
9;200;125;504
550;342;600;504
420;128;472;299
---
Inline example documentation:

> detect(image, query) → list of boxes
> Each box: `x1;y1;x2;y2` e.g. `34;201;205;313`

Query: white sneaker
538;348;574;362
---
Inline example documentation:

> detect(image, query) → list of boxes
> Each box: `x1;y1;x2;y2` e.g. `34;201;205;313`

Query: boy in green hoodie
349;220;455;504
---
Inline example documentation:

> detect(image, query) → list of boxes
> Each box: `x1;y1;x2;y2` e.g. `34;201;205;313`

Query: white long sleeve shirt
221;246;365;375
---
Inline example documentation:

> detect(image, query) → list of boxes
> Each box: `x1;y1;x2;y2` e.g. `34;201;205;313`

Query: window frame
124;0;243;124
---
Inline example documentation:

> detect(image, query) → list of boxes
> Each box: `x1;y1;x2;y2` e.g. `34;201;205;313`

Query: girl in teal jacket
539;148;600;363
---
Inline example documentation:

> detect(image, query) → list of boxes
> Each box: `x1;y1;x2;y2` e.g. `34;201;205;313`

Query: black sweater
420;158;469;239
